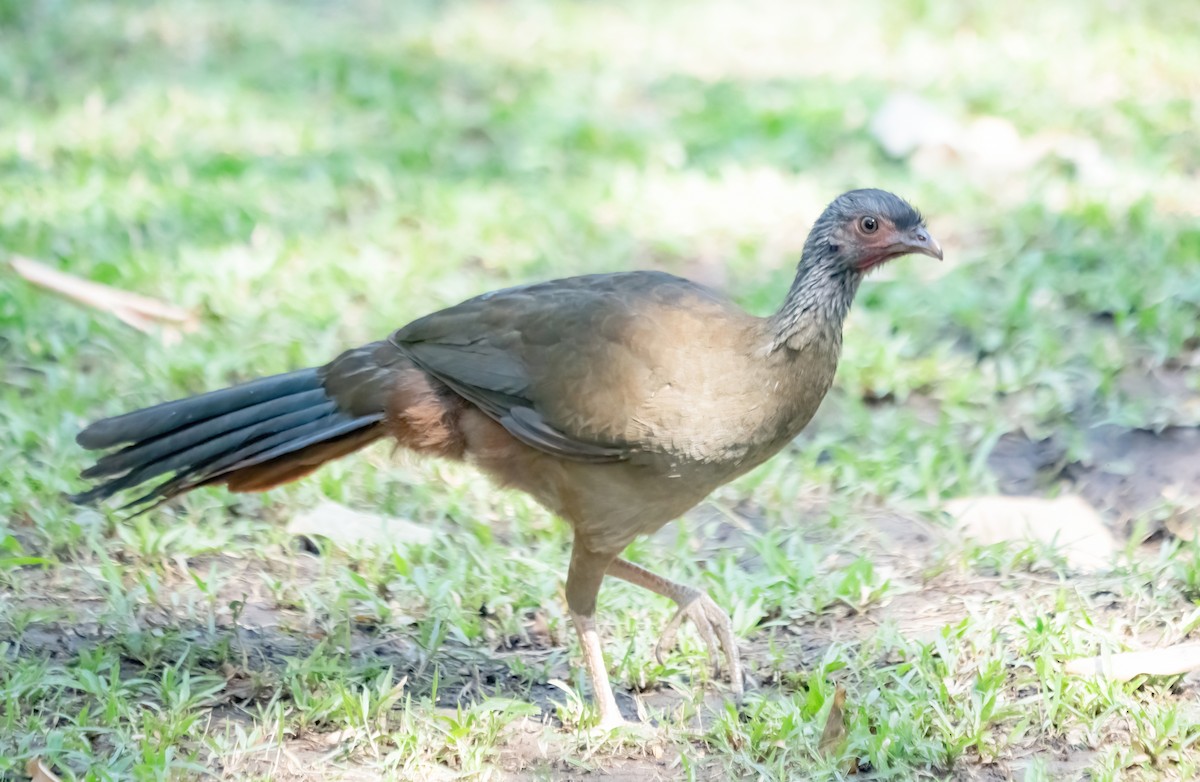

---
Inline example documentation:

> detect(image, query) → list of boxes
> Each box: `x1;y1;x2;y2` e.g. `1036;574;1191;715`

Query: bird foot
655;589;744;697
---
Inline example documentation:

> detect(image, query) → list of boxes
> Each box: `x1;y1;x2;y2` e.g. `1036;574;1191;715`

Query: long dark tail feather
76;369;319;450
72;364;387;509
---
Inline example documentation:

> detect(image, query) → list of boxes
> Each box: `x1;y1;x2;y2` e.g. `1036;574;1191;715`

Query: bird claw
654;590;744;697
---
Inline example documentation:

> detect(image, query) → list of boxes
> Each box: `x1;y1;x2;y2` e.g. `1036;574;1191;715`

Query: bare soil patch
988;423;1200;534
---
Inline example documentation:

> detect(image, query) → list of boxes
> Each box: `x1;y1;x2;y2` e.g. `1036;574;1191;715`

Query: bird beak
904;227;943;261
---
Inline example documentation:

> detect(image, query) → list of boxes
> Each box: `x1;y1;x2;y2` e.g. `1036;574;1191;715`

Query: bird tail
72;343;399;509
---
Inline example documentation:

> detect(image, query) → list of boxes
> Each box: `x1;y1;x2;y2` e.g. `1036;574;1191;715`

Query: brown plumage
73;189;942;728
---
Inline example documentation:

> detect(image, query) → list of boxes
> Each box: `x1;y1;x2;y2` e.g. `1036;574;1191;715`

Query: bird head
805;189;942;273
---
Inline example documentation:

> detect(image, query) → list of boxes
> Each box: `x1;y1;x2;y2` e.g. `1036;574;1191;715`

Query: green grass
2;0;1200;779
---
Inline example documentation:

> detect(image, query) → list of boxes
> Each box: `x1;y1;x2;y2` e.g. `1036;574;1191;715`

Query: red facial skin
852;217;943;272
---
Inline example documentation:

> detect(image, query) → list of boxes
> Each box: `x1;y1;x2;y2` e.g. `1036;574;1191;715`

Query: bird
72;188;941;729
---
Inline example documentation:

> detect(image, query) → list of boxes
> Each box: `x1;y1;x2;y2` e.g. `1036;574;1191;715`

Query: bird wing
389;271;739;462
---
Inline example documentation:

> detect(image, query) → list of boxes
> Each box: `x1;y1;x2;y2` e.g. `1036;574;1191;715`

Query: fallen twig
9;255;198;341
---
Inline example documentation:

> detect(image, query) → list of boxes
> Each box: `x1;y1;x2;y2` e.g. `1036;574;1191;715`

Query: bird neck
767;258;862;354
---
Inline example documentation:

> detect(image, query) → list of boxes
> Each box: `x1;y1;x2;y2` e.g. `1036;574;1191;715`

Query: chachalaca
73;188;941;729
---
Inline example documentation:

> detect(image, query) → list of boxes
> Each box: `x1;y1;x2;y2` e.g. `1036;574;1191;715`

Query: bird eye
860;216;878;233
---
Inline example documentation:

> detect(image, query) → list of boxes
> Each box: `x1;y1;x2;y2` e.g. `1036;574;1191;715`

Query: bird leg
607;558;743;698
569;611;625;730
566;542;624;729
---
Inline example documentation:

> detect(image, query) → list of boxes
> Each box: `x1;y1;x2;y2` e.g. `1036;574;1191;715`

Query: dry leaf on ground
819;684;848;756
287;500;433;551
870;92;1113;187
943;494;1116;573
1065;643;1200;681
26;758;63;782
1163;485;1200;541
